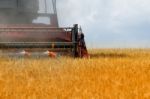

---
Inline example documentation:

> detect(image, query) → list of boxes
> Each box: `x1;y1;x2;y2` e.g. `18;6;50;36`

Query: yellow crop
0;49;149;98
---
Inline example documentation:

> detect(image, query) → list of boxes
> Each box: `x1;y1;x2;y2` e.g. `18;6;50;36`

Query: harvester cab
0;0;88;58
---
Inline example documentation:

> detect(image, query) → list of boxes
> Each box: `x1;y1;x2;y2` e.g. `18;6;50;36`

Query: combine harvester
0;0;88;58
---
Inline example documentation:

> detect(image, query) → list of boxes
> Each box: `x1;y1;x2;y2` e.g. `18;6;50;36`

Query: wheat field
0;49;149;99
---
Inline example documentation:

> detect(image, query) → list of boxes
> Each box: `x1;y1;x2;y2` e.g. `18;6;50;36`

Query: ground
0;49;149;98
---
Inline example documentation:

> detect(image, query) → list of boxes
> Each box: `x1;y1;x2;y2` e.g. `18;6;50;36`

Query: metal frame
72;24;79;57
0;24;79;57
0;42;74;48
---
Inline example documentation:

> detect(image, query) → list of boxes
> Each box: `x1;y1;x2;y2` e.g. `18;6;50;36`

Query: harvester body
0;0;88;57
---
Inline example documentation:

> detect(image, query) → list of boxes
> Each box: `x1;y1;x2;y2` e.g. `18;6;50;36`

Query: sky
56;0;150;48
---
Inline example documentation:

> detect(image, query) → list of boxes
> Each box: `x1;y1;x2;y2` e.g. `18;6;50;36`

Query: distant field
0;49;149;98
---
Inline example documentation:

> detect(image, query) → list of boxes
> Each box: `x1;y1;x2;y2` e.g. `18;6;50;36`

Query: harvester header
0;0;88;57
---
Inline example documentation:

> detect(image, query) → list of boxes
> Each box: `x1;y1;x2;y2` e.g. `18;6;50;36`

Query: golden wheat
0;49;149;99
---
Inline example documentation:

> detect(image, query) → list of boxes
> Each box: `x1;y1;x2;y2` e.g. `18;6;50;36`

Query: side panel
0;25;71;42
